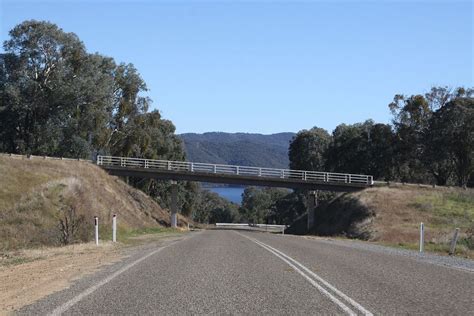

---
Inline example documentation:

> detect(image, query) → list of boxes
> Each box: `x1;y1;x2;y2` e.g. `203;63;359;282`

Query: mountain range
179;132;295;169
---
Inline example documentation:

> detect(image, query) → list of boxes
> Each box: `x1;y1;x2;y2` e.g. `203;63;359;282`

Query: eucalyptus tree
289;127;331;171
389;87;473;184
427;98;474;188
0;20;115;157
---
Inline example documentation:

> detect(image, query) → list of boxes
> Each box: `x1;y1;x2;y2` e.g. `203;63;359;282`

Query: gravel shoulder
291;234;474;273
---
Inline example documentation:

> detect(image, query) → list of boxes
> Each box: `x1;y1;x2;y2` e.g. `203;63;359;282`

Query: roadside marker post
449;228;460;256
419;222;424;253
112;214;117;243
94;216;99;246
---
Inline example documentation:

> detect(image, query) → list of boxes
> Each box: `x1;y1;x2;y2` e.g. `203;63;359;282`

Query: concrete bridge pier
307;191;318;231
170;181;178;228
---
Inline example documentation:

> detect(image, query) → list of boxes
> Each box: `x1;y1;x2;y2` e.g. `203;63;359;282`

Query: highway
21;230;474;315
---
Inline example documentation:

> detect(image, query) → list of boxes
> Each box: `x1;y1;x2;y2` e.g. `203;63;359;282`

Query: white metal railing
96;155;374;186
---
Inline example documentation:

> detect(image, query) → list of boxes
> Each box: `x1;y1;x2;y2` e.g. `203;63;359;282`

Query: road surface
20;230;474;315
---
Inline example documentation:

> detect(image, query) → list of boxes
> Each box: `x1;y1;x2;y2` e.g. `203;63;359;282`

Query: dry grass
351;186;474;258
0;155;189;251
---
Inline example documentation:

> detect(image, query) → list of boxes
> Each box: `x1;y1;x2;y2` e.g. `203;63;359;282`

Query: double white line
235;232;373;316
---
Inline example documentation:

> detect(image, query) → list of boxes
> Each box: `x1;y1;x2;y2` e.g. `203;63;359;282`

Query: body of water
208;187;245;204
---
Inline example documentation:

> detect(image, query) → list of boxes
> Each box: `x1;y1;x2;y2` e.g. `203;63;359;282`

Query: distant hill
179;132;295;168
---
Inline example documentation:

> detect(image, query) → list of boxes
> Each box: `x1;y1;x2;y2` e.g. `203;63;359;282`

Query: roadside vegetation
319;186;473;258
0;20;200;219
0;155;190;251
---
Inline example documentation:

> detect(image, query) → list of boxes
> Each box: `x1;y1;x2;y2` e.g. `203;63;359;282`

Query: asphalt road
21;230;474;315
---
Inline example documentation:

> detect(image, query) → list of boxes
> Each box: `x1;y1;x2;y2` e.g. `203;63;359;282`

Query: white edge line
235;232;357;316
288;236;474;274
49;234;195;315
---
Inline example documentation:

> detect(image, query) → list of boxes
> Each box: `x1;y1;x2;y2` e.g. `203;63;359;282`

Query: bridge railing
97;155;374;186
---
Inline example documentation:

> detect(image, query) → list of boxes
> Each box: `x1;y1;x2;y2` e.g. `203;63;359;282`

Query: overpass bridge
97;155;374;228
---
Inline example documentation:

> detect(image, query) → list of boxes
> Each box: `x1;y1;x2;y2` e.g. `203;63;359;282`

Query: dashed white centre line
235;231;373;316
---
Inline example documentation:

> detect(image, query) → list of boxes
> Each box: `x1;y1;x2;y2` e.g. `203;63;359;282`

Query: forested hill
179;132;295;168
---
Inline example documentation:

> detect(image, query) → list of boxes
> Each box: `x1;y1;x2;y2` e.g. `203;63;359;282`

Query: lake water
208;187;245;204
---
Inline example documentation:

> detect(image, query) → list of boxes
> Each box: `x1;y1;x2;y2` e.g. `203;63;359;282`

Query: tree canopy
0;20;183;162
0;20;190;213
287;87;473;188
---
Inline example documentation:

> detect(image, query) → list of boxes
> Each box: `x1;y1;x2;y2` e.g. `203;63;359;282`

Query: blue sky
1;0;472;134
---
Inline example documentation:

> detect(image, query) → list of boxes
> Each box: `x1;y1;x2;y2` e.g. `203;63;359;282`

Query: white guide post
419;222;424;253
112;214;117;242
170;181;178;228
307;191;317;231
94;216;99;246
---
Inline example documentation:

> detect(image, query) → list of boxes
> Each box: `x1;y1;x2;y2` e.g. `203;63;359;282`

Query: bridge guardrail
97;155;374;186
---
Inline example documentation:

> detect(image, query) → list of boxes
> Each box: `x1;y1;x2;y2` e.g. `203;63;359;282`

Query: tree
324;120;394;180
389;95;431;182
289;127;331;171
0;20;116;158
1;21;85;154
240;187;289;223
192;189;240;224
425;86;474;111
428;98;474;188
270;192;306;225
366;123;396;180
388;87;474;184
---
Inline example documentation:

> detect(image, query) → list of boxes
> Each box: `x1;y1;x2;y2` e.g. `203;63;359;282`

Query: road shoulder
1;230;190;313
286;234;474;273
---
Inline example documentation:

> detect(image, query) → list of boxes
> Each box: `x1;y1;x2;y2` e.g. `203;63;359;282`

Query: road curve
20;230;473;315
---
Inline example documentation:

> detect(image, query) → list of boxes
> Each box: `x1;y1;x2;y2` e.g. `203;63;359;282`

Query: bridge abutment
307;191;318;231
170;181;178;228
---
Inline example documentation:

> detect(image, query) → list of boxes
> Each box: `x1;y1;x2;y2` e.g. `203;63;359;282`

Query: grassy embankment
313;184;474;258
0;154;190;253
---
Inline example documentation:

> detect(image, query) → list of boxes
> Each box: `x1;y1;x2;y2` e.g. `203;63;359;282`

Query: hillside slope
179;132;295;168
0;155;188;250
289;185;474;258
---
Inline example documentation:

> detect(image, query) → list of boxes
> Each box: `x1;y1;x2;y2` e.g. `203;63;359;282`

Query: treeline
290;88;474;188
192;187;305;225
192;190;240;224
213;88;474;226
0;20;196;214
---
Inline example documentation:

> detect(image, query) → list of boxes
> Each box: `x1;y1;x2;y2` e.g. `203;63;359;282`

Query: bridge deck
97;156;373;191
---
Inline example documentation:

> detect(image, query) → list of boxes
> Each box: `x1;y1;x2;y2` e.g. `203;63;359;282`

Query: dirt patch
0;242;123;313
